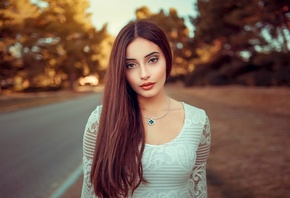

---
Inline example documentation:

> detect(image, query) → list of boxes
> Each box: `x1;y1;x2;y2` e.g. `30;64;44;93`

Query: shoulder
84;105;102;136
183;102;208;125
88;105;102;121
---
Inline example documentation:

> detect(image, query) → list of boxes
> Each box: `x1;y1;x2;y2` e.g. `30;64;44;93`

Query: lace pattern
191;117;210;198
81;106;101;198
81;103;211;198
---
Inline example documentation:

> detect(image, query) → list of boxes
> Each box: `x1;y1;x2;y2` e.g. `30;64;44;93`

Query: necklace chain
143;98;171;126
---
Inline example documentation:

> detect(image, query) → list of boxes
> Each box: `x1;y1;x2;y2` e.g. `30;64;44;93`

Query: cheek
126;71;136;87
156;62;167;78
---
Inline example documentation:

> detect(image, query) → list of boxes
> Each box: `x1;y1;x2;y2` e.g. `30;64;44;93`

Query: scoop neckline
145;102;186;147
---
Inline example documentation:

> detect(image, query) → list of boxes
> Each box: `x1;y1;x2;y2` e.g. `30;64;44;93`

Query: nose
140;65;150;80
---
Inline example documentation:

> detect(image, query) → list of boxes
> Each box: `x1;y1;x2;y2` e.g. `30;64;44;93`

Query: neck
138;89;169;115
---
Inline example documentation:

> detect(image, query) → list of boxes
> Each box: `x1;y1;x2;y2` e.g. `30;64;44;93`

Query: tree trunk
278;12;290;53
67;57;76;91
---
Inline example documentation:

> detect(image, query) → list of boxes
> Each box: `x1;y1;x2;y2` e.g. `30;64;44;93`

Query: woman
82;19;211;198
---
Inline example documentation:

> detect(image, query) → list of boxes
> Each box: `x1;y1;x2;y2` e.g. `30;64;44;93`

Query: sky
87;0;197;36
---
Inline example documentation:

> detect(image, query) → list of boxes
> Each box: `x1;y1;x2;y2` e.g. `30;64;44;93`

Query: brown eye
126;63;137;69
148;57;158;63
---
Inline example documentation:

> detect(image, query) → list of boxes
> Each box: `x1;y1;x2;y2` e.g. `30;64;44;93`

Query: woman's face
125;37;167;98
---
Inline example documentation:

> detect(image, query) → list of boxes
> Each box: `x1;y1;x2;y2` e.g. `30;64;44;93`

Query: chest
143;108;185;145
141;141;197;185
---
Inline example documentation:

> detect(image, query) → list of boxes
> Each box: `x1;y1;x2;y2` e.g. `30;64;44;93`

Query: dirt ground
165;83;290;198
1;83;289;198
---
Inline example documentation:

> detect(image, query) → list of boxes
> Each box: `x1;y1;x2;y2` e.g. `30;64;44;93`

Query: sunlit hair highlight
90;19;172;197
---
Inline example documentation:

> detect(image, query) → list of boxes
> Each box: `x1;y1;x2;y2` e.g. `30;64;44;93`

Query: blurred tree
0;0;41;91
135;6;191;77
190;0;290;57
0;0;112;91
191;0;259;57
185;0;290;86
34;0;111;89
257;0;290;53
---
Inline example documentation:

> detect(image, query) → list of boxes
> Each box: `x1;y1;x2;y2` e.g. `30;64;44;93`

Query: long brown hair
90;19;172;197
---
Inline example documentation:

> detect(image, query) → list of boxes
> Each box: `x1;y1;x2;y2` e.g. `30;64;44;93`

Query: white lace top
82;103;211;198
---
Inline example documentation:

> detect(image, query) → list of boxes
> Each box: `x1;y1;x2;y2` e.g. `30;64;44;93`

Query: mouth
140;82;155;90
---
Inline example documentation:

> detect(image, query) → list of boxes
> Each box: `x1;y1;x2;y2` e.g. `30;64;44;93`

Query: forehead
126;37;162;58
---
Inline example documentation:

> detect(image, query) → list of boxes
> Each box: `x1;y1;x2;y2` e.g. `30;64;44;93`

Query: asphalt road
0;93;102;198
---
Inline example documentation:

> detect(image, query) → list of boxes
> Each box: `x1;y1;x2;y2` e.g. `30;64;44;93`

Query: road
0;93;102;198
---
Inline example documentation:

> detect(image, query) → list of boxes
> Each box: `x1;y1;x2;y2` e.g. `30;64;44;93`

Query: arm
81;106;101;198
192;116;211;198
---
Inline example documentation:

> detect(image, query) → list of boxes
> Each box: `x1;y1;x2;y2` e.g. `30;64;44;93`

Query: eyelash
126;63;136;69
149;57;159;63
126;57;159;69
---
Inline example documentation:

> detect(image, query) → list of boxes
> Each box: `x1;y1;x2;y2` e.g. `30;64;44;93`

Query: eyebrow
126;51;160;61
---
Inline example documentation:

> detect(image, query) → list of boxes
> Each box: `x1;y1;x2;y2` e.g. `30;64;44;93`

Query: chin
137;89;162;99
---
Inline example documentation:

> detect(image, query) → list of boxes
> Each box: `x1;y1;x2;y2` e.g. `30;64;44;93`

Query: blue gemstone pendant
148;118;155;126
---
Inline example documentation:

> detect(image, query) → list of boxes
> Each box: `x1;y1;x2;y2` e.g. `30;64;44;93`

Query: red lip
140;82;155;90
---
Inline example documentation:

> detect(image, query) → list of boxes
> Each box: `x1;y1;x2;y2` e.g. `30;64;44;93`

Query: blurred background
1;0;289;93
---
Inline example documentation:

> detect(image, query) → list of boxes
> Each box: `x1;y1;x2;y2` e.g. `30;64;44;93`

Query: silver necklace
143;98;171;126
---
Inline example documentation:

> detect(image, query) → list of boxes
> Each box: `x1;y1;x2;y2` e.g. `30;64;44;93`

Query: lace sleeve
191;115;211;198
81;106;101;198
